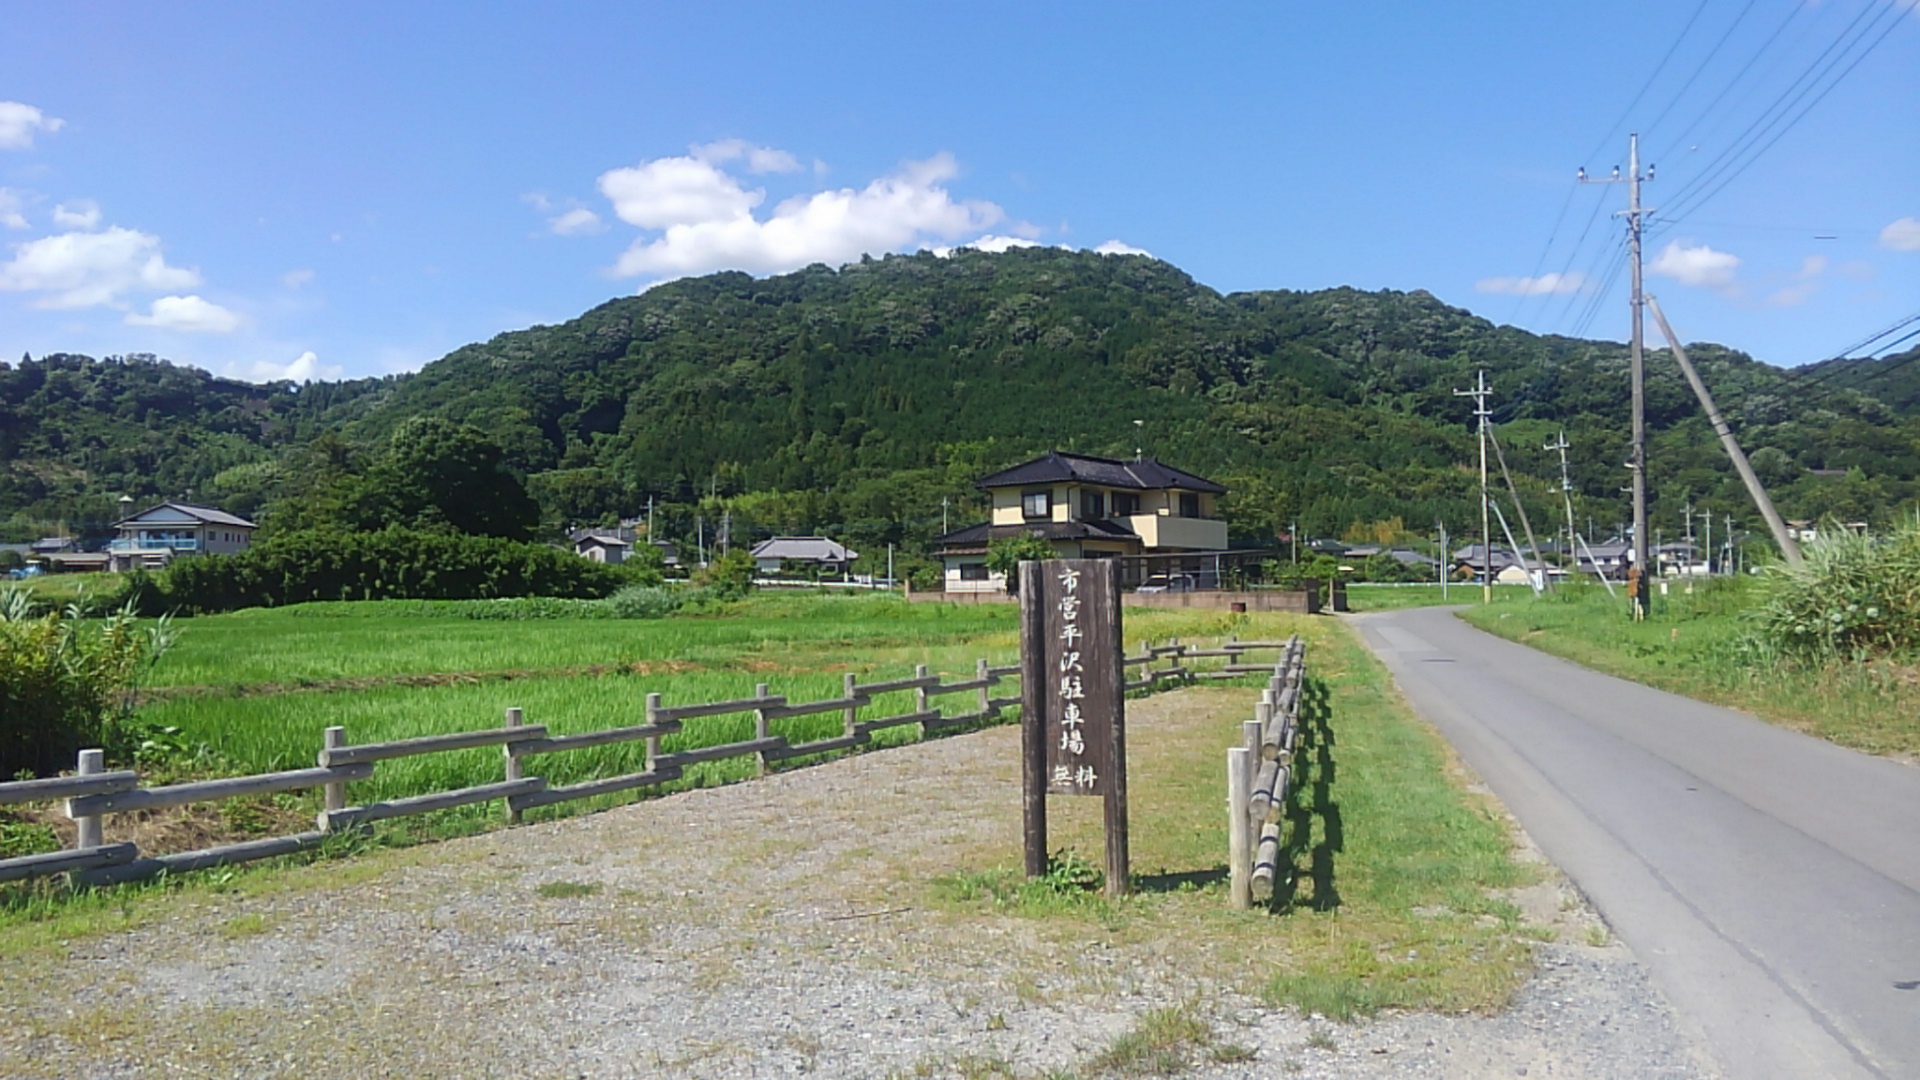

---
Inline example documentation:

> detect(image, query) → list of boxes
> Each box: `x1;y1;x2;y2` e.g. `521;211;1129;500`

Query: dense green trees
10;250;1920;564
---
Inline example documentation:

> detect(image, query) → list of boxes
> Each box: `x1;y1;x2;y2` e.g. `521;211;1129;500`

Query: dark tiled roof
933;519;1140;553
974;452;1226;495
115;502;256;529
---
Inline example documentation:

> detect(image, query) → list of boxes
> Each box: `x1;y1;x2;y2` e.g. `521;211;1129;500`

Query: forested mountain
6;247;1919;559
0;354;394;538
1795;345;1920;417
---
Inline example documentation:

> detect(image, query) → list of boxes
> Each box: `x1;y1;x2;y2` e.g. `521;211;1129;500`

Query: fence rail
0;635;1295;891
1225;636;1307;909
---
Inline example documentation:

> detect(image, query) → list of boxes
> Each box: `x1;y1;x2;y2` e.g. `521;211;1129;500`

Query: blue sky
2;2;1915;383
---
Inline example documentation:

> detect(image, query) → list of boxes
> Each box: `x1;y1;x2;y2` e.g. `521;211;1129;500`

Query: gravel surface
0;689;1719;1079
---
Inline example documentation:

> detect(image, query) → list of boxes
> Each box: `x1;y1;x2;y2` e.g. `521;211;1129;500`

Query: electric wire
1581;0;1714;168
1659;0;1903;223
1650;0;1812;165
1662;5;1907;224
1640;0;1762;146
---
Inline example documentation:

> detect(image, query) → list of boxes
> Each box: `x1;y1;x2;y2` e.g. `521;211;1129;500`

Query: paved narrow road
1352;606;1920;1080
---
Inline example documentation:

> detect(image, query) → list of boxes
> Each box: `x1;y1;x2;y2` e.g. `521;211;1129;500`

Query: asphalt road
1351;605;1920;1080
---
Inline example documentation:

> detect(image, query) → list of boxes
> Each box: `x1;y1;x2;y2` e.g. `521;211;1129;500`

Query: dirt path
0;688;1713;1079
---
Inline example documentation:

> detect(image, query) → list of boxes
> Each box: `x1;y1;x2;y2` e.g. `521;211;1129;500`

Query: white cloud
1881;217;1920;252
604;151;1003;279
1474;271;1586;296
1799;254;1828;277
125;294;242;333
0;226;200;308
693;139;803;174
1648;241;1740;290
599;154;764;231
0;101;64;151
0;189;25;230
549;207;605;236
1094;239;1153;258
239;350;342;384
51;200;101;229
964;234;1044;253
282;268;315;288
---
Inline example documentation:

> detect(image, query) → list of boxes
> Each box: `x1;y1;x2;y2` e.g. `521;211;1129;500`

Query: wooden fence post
503;709;524;824
842;672;859;738
644;693;663;772
1227;746;1251;910
753;683;771;777
976;657;991;716
321;726;348;817
73;749;104;850
914;664;931;736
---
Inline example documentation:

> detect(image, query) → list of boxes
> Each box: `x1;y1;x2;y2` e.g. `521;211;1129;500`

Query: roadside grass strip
1459;581;1920;759
937;617;1534;1019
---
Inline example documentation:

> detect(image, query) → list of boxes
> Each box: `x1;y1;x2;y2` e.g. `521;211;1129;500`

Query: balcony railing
108;538;200;553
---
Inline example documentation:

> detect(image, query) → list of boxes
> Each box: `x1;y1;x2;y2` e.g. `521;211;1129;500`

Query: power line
1640;0;1763;145
1659;0;1906;223
1650;0;1812;164
1581;0;1714;167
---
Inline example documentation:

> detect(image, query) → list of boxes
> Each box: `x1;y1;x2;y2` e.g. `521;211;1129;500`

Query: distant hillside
0;353;394;537
8;248;1920;556
1795;345;1920;415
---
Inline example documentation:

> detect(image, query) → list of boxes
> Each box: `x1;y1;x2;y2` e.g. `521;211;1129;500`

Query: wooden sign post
1020;558;1129;897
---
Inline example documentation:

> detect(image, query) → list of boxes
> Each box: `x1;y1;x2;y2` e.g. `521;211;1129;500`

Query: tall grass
1752;522;1920;661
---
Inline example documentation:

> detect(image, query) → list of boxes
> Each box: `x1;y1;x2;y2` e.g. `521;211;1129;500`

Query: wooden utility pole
1644;294;1804;569
1454;370;1493;602
1582;135;1652;617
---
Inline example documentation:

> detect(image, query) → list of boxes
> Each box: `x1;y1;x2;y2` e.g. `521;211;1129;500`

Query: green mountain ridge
5;248;1918;554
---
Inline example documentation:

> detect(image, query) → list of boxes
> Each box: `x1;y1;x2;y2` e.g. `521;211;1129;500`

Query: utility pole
1546;430;1579;575
1438;520;1449;601
646;494;654;543
1645;294;1804;570
941;496;949;536
1684;499;1695;579
1454;370;1493;603
1582;134;1652;618
1290;518;1298;565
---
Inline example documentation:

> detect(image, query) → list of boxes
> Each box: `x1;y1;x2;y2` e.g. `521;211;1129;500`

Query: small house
934;451;1228;593
572;530;632;565
108;503;256;572
750;537;858;576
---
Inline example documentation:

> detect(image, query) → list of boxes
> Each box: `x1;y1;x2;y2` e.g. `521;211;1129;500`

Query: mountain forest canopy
5;247;1920;561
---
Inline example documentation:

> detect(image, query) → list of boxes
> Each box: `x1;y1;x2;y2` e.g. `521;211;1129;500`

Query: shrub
127;527;632;614
0;586;176;777
1751;521;1920;662
693;548;756;600
601;584;684;619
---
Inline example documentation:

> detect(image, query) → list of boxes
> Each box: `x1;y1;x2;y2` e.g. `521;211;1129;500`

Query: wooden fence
1224;636;1306;908
0;636;1293;891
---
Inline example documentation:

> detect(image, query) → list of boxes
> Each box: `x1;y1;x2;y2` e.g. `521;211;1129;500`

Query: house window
1179;492;1201;518
1112;492;1140;516
1021;490;1051;520
958;563;991;581
1080;491;1105;519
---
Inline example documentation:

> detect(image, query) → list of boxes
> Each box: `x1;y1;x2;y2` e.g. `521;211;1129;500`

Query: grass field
6;589;1542;1022
1458;579;1920;760
100;593;1281;824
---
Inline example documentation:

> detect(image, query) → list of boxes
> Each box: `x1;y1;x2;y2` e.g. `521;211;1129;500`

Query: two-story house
108;502;257;572
933;451;1228;593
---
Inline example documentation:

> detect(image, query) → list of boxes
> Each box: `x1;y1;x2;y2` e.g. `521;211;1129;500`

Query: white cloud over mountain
1648;241;1740;291
126;294;242;333
599;148;1004;280
1094;240;1152;257
0;101;64;151
0;226;200;308
1474;271;1586;296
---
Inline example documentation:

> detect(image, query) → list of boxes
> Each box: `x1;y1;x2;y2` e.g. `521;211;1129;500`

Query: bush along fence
0;636;1292;891
1224;636;1305;909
